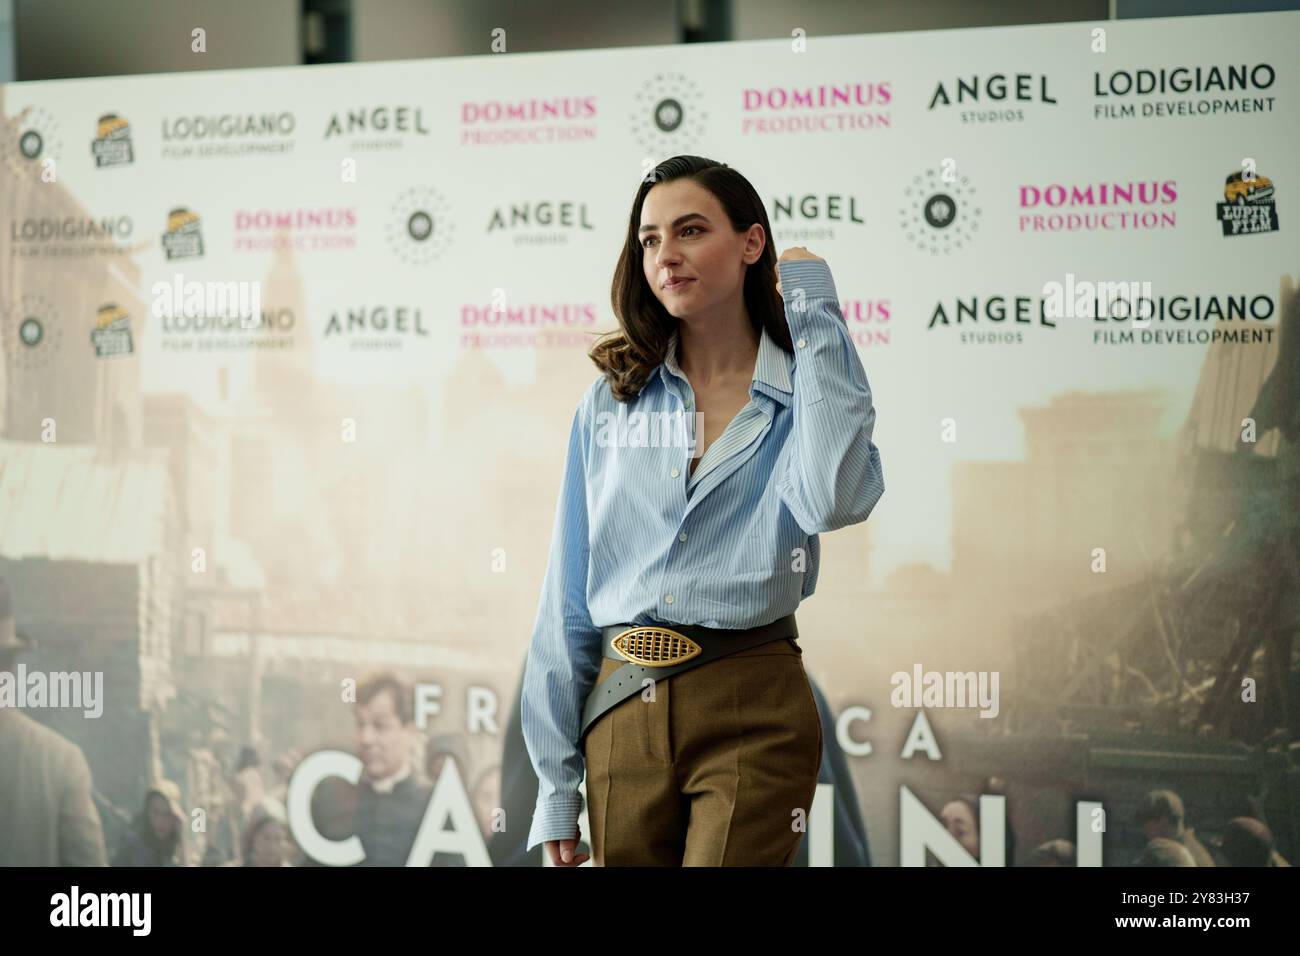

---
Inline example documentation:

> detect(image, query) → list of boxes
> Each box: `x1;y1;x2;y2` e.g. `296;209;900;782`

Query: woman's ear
742;222;766;264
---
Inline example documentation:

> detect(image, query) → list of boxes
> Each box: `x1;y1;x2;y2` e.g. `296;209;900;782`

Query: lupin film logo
162;207;204;260
1216;169;1279;237
92;113;134;168
90;304;133;358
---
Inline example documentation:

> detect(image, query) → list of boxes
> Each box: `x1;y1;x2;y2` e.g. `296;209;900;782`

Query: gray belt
578;613;798;743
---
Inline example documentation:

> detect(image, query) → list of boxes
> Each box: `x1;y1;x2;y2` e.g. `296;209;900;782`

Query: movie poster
1;10;1296;869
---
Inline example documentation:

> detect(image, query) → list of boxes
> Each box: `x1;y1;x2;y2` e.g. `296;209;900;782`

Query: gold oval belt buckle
611;626;702;667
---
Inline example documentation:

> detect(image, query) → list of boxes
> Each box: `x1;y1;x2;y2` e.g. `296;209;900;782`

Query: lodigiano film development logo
91;112;134;168
630;72;707;159
899;166;982;255
0;294;62;373
1;104;62;177
1217;168;1279;237
162;207;204;260
387;186;454;267
161;111;296;161
90;304;133;358
1093;62;1276;120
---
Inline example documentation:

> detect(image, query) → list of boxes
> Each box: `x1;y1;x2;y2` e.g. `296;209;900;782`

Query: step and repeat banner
0;10;1296;867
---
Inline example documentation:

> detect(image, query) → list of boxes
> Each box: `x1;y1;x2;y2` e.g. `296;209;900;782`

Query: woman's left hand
775;246;824;295
778;246;824;263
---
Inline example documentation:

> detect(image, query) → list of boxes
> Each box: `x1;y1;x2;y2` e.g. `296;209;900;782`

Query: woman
521;155;884;866
111;780;189;866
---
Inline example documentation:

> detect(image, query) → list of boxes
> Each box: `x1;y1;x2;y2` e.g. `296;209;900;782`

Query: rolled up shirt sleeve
775;258;885;535
521;389;604;853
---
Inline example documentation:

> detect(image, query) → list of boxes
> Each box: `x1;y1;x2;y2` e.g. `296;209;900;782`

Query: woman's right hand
544;833;590;866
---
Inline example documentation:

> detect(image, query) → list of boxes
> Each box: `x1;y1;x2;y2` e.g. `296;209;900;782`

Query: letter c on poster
286;750;365;866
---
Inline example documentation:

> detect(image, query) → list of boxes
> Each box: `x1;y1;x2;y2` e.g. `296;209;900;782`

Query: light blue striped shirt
521;258;884;852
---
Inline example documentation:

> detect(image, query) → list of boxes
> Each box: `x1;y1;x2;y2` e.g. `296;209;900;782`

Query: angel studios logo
770;190;870;243
2;104;62;176
387;186;454;267
630;72;707;158
899;166;982;254
324;104;430;152
0;295;62;373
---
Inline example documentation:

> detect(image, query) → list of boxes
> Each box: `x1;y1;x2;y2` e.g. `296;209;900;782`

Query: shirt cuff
778;258;844;406
525;792;584;852
778;258;840;308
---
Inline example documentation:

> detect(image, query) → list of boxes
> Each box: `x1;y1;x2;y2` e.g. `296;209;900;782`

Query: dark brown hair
590;155;792;402
356;670;412;724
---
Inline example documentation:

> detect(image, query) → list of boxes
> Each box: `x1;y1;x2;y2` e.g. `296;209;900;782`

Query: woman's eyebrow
639;212;710;235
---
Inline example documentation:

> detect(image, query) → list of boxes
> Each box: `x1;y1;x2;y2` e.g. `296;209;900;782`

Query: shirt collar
658;324;793;406
366;762;412;795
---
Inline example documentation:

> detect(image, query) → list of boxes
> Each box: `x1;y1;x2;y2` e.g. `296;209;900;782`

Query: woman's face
147;794;176;841
638;178;761;320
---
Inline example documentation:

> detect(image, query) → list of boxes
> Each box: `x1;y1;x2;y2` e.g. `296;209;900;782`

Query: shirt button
797;337;807;348
670;467;680;479
665;593;674;604
679;531;688;542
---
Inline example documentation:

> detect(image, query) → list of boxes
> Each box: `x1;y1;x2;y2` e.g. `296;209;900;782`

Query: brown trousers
582;636;822;866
